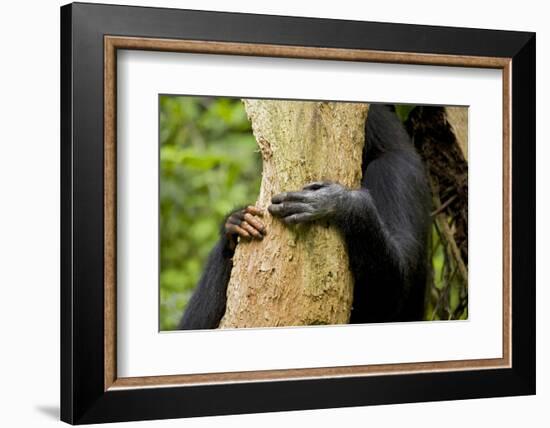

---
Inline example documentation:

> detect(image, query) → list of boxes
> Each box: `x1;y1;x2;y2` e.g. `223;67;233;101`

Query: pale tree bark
445;107;468;160
219;100;369;328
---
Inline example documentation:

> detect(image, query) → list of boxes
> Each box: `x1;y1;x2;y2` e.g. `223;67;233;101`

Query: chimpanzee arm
269;159;428;323
178;234;234;330
268;106;430;323
178;206;266;330
335;149;430;322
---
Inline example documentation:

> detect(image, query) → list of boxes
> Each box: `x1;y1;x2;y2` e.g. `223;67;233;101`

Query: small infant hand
224;205;266;248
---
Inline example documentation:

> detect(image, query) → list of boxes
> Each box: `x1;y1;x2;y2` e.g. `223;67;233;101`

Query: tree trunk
445;107;468;160
219;100;368;328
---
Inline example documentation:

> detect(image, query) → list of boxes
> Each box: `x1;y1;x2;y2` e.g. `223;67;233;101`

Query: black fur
177;233;233;330
178;104;431;329
341;105;430;323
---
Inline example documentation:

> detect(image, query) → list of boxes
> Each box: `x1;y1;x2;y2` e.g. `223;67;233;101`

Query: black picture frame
61;2;535;424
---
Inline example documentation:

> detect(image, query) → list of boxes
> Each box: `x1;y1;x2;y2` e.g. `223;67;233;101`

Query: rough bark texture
219;100;368;328
445;107;469;160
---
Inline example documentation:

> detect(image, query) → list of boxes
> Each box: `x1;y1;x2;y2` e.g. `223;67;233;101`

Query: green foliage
159;96;261;330
394;104;416;123
424;224;468;321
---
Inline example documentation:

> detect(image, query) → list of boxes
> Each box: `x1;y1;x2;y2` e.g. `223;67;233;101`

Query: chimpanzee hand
224;205;266;251
268;181;348;225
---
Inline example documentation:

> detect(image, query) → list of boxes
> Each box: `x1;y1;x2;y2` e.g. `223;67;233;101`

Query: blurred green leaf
395;104;415;123
159;95;261;330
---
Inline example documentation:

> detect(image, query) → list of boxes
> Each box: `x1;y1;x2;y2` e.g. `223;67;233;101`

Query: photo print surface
159;95;468;331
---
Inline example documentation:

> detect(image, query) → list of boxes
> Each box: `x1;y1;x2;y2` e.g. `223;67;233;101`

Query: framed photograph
60;2;535;424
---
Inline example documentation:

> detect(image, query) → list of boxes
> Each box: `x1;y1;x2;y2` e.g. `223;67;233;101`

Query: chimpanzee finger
283;212;316;225
240;221;263;239
268;202;312;217
303;181;331;191
271;191;311;204
243;213;266;235
227;211;245;225
225;223;250;239
244;205;264;217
